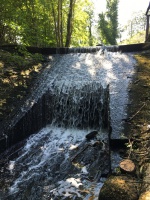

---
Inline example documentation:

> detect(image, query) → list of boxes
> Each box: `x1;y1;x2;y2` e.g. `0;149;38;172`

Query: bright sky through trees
1;0;149;46
93;0;150;25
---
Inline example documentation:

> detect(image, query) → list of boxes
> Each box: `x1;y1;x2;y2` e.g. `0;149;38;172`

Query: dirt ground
0;49;45;122
125;50;150;169
126;51;150;199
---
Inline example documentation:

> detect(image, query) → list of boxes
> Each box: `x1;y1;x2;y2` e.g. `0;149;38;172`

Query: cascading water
0;49;136;200
43;81;109;129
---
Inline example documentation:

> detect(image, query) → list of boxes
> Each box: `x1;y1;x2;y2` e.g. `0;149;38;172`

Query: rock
139;163;150;200
98;176;139;200
85;131;98;140
139;191;150;200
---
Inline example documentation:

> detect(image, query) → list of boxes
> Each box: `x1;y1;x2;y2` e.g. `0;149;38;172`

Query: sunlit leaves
98;0;119;45
0;0;95;47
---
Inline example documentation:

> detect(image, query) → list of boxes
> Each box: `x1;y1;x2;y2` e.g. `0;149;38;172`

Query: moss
98;176;139;200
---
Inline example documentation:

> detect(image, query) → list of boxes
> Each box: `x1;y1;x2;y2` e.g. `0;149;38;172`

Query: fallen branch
141;128;150;134
126;102;146;122
70;144;91;162
70;141;101;162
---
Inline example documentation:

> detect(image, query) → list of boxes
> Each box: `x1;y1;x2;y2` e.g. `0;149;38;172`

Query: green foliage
0;0;95;47
17;46;31;57
0;49;44;120
119;11;146;44
120;31;145;45
72;0;95;46
98;0;119;45
0;46;43;69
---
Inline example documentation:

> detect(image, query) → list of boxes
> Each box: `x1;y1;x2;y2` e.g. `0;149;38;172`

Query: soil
125;50;150;174
127;51;150;137
126;51;150;200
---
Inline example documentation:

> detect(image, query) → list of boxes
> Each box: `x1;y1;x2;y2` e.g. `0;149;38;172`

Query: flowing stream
0;50;136;199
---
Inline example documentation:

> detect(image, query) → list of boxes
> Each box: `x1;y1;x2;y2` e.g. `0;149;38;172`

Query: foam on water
8;126;105;199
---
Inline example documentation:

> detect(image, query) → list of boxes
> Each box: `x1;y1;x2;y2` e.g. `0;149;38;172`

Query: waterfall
0;50;136;200
44;82;109;129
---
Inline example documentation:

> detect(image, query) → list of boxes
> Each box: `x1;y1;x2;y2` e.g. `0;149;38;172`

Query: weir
1;43;150;54
0;49;136;199
44;82;110;129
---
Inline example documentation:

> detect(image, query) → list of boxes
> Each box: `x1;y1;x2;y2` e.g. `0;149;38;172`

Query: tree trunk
60;0;63;47
58;0;61;46
65;0;75;47
52;3;59;46
146;15;150;41
89;17;93;46
119;159;135;174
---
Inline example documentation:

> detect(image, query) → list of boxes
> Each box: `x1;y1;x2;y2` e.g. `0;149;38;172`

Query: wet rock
98;175;139;200
85;131;98;140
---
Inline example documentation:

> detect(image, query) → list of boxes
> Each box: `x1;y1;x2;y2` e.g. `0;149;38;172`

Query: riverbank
127;51;150;200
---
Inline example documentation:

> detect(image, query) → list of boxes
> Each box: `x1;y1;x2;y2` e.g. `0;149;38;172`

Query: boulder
139;191;150;200
98;175;139;200
85;130;98;140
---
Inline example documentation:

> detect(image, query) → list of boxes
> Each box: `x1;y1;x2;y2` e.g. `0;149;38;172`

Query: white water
45;51;136;138
2;51;136;199
8;126;106;199
20;51;136;138
7;51;136;137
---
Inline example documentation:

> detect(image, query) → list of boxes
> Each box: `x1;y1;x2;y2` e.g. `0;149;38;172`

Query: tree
0;0;22;45
0;0;95;47
71;0;96;47
85;6;95;46
124;11;146;39
118;11;146;44
98;0;119;45
65;0;76;47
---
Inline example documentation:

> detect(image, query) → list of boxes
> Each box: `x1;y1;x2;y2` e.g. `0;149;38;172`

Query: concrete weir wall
1;42;150;55
0;95;46;153
0;84;110;153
